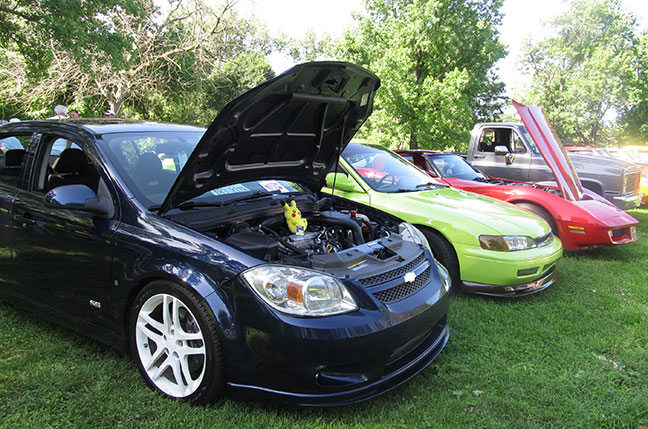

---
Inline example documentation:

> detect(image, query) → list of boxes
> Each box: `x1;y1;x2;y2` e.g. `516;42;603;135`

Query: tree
519;0;641;146
1;0;275;123
336;0;506;150
618;31;648;142
0;0;143;77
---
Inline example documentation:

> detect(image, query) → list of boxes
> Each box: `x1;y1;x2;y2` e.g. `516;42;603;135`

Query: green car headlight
399;222;431;252
479;235;537;251
242;265;357;317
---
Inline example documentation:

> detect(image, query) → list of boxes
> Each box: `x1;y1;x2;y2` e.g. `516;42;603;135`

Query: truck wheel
130;280;225;405
514;202;559;238
419;228;461;290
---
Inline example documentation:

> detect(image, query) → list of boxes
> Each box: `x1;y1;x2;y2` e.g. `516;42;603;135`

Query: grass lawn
1;209;647;428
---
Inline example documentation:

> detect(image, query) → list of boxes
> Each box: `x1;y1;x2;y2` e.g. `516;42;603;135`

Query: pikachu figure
284;200;308;235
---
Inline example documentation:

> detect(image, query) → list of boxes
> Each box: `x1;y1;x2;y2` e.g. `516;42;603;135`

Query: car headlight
399;222;431;251
479;235;537;251
435;260;452;294
242;265;358;317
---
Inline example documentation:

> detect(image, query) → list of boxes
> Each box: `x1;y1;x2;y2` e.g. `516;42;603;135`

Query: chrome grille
624;171;640;193
358;253;426;287
372;266;430;304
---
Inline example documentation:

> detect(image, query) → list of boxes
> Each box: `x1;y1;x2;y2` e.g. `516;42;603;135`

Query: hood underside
513;100;584;202
159;62;380;215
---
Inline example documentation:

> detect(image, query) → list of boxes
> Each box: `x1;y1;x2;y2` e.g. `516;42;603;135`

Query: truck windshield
342;143;440;193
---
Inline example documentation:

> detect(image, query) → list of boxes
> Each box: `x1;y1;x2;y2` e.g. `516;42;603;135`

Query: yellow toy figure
284;200;307;235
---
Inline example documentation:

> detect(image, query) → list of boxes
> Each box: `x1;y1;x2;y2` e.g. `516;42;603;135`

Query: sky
235;0;647;96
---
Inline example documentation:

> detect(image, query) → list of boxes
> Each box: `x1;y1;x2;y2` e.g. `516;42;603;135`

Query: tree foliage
336;0;506;150
0;0;274;124
519;0;643;146
0;0;143;77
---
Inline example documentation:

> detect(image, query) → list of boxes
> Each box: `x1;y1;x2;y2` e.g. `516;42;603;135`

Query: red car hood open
513;100;584;202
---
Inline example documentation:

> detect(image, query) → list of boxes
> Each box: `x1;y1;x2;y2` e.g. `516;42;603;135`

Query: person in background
49;105;68;119
69;109;80;119
103;109;115;118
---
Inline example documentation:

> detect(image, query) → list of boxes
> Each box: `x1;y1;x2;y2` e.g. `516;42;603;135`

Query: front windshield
342;143;439;193
425;154;483;180
102;130;305;208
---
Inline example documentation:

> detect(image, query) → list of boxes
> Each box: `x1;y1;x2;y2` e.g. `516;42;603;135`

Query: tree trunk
409;133;418;150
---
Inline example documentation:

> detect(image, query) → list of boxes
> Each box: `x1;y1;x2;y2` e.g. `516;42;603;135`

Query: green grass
2;209;648;428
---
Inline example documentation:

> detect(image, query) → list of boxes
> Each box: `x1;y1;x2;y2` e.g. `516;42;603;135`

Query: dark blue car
0;62;450;406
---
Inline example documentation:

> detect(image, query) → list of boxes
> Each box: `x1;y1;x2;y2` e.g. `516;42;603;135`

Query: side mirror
494;145;509;156
325;172;363;193
44;184;111;218
494;146;515;165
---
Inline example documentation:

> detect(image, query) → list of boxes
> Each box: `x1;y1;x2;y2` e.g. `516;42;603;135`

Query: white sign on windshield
210;184;250;196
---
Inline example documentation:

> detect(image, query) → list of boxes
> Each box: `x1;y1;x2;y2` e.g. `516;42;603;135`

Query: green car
324;143;563;297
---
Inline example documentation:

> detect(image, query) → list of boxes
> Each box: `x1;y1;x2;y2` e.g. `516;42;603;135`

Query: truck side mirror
325;172;363;193
494;145;509;156
494;145;515;165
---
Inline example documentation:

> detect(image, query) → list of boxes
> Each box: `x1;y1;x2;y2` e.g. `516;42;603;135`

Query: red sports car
396;102;639;250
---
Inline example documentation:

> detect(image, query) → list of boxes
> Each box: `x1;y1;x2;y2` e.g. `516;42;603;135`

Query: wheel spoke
137;320;164;344
144;345;166;372
170;355;185;392
171;296;182;331
139;312;164;335
150;355;171;381
177;342;206;358
179;355;197;391
176;330;203;341
162;295;172;334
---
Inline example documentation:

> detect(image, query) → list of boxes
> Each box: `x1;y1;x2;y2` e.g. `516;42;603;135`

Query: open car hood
513;100;584;202
158;62;380;215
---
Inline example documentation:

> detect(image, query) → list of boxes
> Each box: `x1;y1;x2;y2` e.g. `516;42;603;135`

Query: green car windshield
342;143;440;192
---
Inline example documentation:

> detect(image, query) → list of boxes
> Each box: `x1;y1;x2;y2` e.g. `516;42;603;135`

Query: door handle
14;213;39;230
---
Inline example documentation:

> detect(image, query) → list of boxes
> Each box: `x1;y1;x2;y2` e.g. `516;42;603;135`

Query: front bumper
462;264;558;297
228;322;449;406
219;258;451;406
454;236;563;294
610;192;643;210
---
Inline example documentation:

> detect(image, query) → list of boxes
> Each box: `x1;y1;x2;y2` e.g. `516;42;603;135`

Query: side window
477;129;495;152
35;136;100;194
0;134;30;186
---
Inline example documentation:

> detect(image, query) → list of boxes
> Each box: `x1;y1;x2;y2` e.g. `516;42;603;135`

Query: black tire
129;280;225;405
419;228;461;290
514;202;558;237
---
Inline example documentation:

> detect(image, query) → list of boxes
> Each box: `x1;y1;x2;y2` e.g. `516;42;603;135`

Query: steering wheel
376;173;397;189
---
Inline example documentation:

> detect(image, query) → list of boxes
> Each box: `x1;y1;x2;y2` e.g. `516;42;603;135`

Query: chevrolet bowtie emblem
404;272;416;283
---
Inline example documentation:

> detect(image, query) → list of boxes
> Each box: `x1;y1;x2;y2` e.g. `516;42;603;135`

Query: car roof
0;120;205;137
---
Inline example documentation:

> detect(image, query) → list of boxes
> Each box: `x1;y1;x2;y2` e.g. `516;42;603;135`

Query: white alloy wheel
135;293;207;398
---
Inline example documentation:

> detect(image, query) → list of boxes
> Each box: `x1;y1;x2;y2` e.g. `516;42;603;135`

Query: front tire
130;280;225;404
419;228;461;290
514;202;558;237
